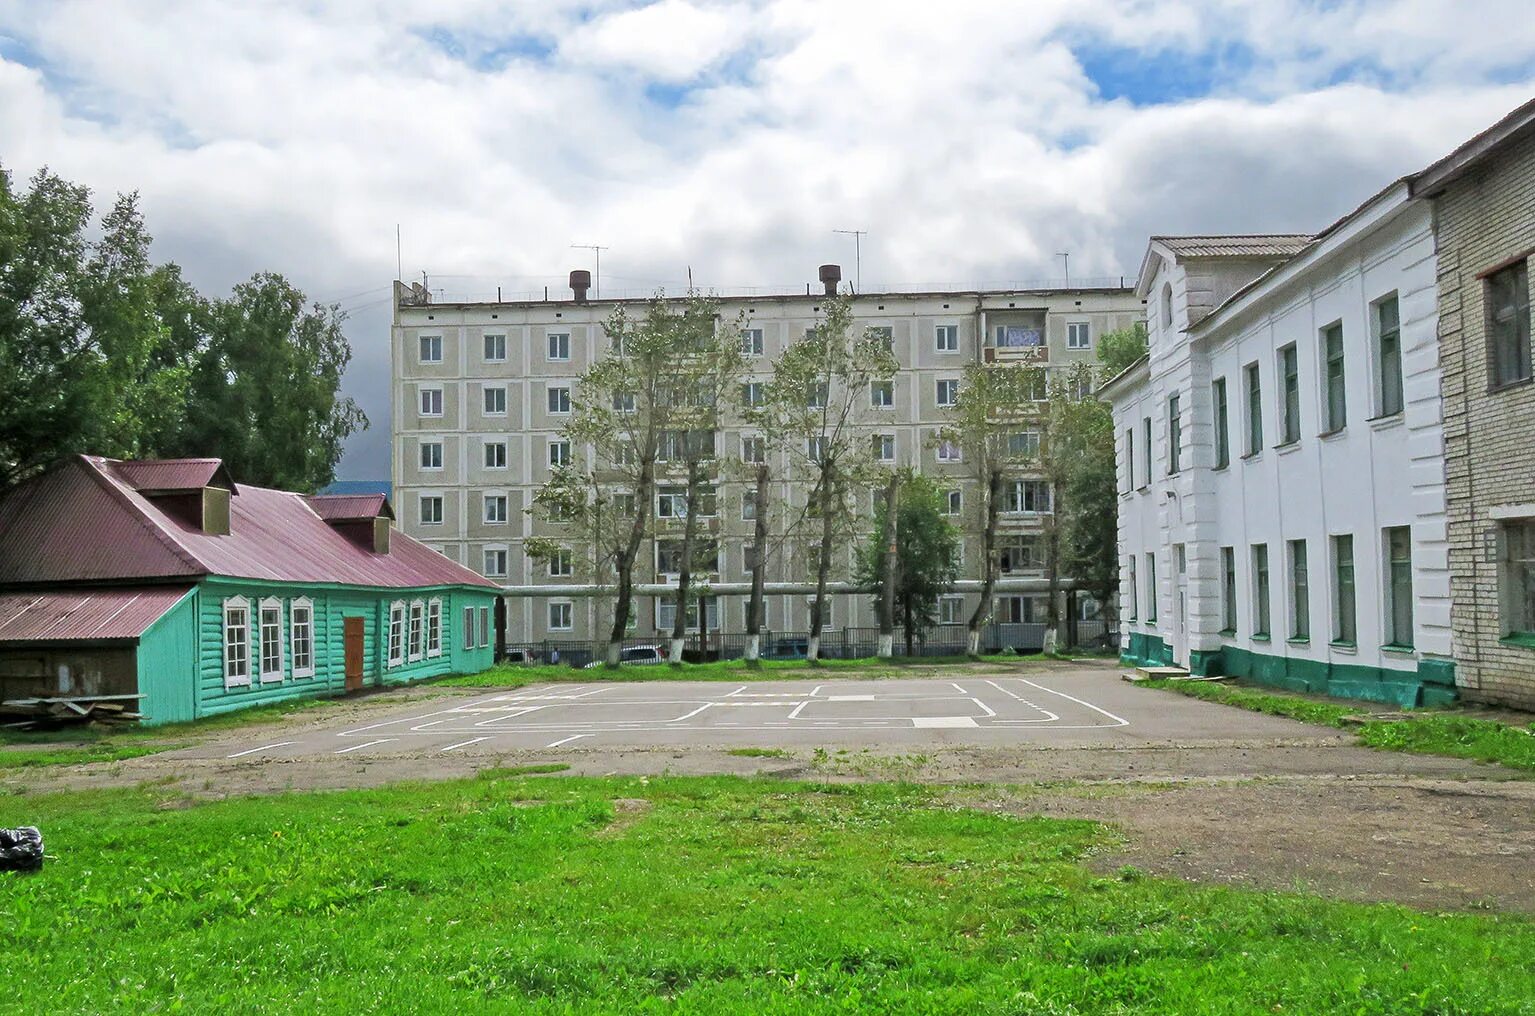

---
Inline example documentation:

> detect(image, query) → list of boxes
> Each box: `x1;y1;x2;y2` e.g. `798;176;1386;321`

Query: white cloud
0;0;1530;477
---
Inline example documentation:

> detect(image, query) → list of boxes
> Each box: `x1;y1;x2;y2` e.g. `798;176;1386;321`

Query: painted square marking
911;716;978;728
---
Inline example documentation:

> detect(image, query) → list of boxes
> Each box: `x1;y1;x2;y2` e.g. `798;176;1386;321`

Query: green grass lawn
1142;679;1535;772
3;775;1532;1014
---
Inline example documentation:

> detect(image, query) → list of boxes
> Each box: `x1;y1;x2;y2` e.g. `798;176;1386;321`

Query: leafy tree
760;296;897;662
171;273;365;492
1052;363;1120;637
856;471;959;656
1097;321;1148;381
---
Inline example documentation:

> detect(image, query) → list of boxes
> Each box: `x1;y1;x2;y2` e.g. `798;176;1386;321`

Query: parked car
583;645;667;668
502;648;534;664
764;637;809;660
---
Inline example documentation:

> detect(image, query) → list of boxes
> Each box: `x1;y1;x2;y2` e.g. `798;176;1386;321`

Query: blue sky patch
414;25;555;71
1075;40;1256;104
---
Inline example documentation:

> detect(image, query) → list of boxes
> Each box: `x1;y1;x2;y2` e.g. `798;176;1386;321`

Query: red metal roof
0;456;497;591
305;494;394;521
110;458;236;494
0;586;193;643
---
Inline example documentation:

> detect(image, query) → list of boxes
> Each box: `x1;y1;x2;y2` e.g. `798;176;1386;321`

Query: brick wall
1435;125;1535;709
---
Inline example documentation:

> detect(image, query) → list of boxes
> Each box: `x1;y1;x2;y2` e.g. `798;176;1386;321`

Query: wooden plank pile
0;694;145;730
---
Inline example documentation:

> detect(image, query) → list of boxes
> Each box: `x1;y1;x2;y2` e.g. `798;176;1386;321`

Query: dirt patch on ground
596;798;654;838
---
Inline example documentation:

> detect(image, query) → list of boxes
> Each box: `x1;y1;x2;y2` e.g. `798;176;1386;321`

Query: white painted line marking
983;679;1061;721
809;685;823;698
1017;677;1131;727
912;716;978;728
726;685;748;697
546;733;592;748
827;695;875;702
335;738;395;755
227;741;295;759
971;697;996;718
669;703;713;723
951;682;968;693
440;736;491;753
411;719;448;730
787;699;811;719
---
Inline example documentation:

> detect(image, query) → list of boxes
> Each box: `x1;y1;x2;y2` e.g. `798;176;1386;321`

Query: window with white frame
999;535;1043;572
743;542;760;572
870;380;894;408
484;494;508;525
419;495;443;526
612;391;636;413
290;598;314;678
548;386;571;414
658;596;721;633
742;435;765;463
657;487;688;519
479;606;490;648
936;438;962;463
463;605;476;650
935;324;959;352
741;327;764;355
741;595;767;629
406;600;423;661
259;597;284;683
807;597;832;628
419;386;443;417
741;382;763;408
1499;519;1535;638
483;333;506;362
807;436;827;463
484;441;507;469
806;381;828;409
388;601;405;666
939;595;964;624
419;440;443;470
936;378;958;407
427;598;442;657
873;433;895;462
549;440;571;467
223;597;251;688
483;548;507;577
548;600;573;631
1066;321;1091;350
943;489;961;516
547;331;570;361
548;548;574;577
484;386;507;416
1008;430;1041;458
870;326;894;353
1004;479;1051;513
742;490;758;521
418;334;443;364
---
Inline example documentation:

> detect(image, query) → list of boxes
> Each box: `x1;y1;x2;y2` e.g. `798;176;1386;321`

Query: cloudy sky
2;1;1531;479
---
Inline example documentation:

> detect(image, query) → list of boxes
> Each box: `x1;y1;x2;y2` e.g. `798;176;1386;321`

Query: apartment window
548;386;571;414
1141;416;1152;483
484;386;507;416
936;439;962;463
479;606;491;648
387;601;405;666
936;378;958;407
935;324;959;352
1487;259;1532;388
426;599;442;657
1004;479;1051;514
483;548;508;577
806;381;828;409
1279;344;1300;444
1125;557;1138;620
1066;321;1091;350
223;597;250;688
484;441;507;469
547;332;570;361
743;542;760;574
1122;427;1135;491
871;326;894;353
873;433;895;462
418;334;442;364
1385;526;1414;647
657;487;688;519
549;440;571;467
1333;535;1356;645
1288;539;1310;641
548;548;574;577
288;598;314;678
807;436;827;463
1252;544;1271;637
463;606;476;651
807;598;832;628
1500;520;1535;637
419;386;443;417
484;494;507;525
612;391;636;414
1322;323;1346;432
1008;430;1041;458
548;601;573;632
741;382;763;408
741;327;764;356
420;495;444;525
1213;378;1229;469
407;601;424;662
419;440;443;471
742;435;765;463
1374;295;1403;416
939;595;964;624
742;490;758;521
257;599;284;682
1221;546;1237;633
1244;362;1263;454
944;489;961;516
1167;392;1182;474
1145;553;1158;623
870;380;894;408
658;596;721;633
999;535;1042;572
484;333;506;362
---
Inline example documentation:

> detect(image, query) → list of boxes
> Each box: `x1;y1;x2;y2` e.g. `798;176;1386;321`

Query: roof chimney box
818;264;841;297
570;269;592;304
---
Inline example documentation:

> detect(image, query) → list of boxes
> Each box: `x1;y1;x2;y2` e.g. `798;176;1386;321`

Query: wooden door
343;617;365;692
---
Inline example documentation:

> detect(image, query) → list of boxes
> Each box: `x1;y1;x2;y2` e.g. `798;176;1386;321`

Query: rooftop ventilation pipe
818;264;841;297
569;269;592;304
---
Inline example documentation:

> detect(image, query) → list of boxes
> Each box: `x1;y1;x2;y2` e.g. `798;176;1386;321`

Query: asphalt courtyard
188;669;1326;761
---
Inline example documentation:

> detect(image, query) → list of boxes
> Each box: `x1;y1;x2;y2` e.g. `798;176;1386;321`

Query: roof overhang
1096;354;1151;403
1410;96;1535;198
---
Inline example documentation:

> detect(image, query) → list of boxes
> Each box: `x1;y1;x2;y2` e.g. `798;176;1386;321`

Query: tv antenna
570;243;610;298
1056;250;1071;289
833;229;867;293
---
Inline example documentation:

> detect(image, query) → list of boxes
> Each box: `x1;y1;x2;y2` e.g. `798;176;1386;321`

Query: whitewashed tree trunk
966;629;982;656
745;633;760;663
605;640;621;666
877;633;894;659
669;637;686;663
806;634;820;662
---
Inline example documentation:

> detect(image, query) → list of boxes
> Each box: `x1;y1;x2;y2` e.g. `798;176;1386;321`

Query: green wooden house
0;456;501;724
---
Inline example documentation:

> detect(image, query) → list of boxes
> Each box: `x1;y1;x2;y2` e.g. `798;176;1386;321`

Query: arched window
1161;282;1174;329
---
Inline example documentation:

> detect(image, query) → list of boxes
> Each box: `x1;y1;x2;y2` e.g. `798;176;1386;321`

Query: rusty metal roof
0;586;193;643
305;494;395;521
0;457;497;591
1151;235;1313;259
110;458;236;494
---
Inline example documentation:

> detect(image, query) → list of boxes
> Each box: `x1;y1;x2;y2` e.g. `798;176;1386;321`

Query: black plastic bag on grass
0;826;43;871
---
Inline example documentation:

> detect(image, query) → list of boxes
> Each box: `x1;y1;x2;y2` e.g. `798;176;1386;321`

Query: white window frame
426;598;442;658
741;327;764;356
223;596;251;689
742;490;758;522
742;435;765;464
484;440;508;470
806;597;833;628
1066;321;1092;350
418;333;443;364
935;324;959;353
548;548;574;577
483;333;507;363
258;596;285;683
419;386;443;418
741;381;763;408
871;380;894;409
408;600;425;662
547;331;570;361
419;440;443;471
290;597;315;679
875;433;895;463
483;493;508;525
549;440;571;467
936;378;959;407
944;489;962;516
939;594;964;624
388;600;405;667
547;385;572;415
419;494;444;526
936;438;962;463
549;600;574;632
483;547;508;578
483;385;507;416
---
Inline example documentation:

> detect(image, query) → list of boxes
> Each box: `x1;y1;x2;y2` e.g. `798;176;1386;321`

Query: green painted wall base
1120;631;1171;668
1205;645;1456;710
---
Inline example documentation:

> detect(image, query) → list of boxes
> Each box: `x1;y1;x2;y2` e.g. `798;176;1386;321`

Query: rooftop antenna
1056;250;1071;289
570;243;610;299
396;224;402;281
833;229;867;294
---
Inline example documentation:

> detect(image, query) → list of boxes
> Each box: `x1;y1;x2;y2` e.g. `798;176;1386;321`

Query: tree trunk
903;597;914;657
669;459;702;666
745;463;769;665
877;474;898;659
807;465;834;664
606;460;653;666
966;468;1003;657
1045;478;1062;633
